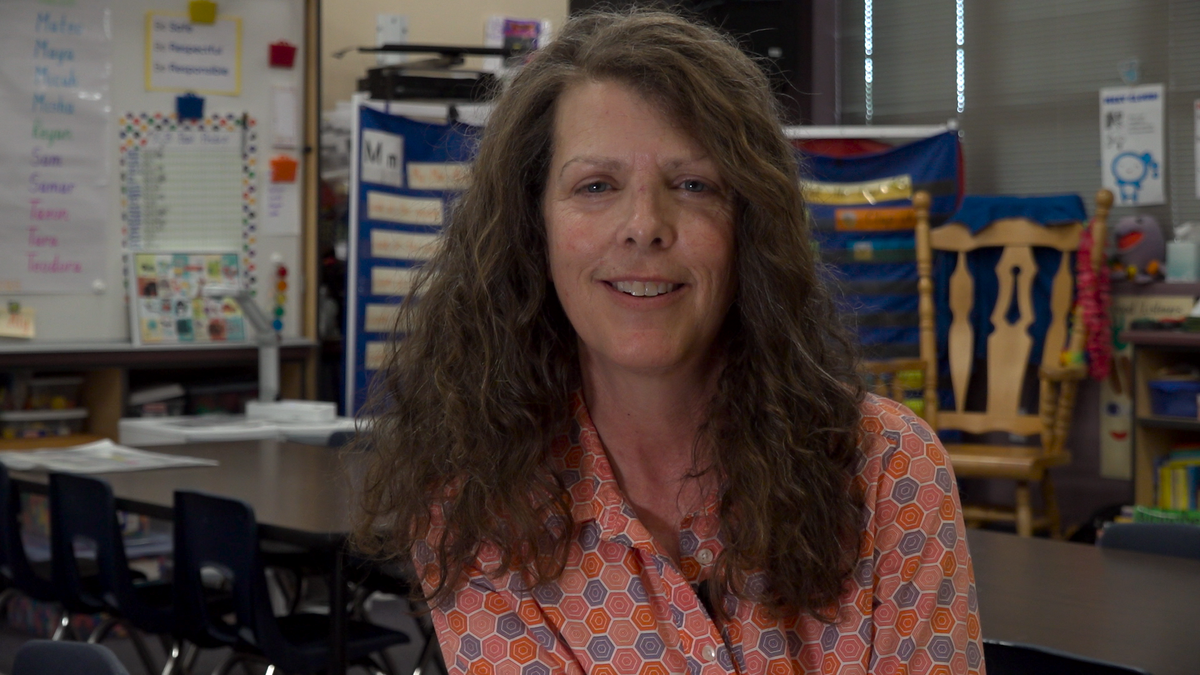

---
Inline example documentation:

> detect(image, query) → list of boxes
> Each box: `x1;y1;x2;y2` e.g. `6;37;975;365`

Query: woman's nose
620;182;676;249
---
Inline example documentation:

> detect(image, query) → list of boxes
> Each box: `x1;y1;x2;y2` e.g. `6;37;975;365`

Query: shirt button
701;644;716;662
696;549;714;565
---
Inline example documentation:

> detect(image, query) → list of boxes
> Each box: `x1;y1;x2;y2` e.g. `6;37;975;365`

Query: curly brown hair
355;8;866;621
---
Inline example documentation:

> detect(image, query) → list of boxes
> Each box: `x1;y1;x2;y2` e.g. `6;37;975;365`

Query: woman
358;10;983;675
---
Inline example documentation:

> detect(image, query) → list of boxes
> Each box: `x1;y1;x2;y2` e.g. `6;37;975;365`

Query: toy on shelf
1109;214;1165;283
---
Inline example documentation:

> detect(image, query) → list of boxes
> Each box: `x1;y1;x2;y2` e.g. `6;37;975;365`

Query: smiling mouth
609;281;680;297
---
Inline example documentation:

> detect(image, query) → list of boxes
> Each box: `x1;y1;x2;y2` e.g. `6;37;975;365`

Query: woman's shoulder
855;393;951;487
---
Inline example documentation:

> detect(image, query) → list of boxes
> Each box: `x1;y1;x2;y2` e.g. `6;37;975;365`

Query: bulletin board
0;0;309;344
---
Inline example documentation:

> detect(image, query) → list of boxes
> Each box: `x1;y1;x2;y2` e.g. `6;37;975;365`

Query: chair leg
88;616;120;643
1015;482;1034;537
125;623;163;675
51;611;78;641
0;587;19;617
413;626;441;675
376;648;398;675
212;653;242;675
183;642;201;672
162;639;193;675
1041;475;1063;540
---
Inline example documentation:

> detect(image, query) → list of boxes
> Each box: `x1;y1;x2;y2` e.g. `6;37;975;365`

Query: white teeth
613;281;678;297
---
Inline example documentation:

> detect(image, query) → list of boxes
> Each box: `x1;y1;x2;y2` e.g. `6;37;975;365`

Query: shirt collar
551;391;662;551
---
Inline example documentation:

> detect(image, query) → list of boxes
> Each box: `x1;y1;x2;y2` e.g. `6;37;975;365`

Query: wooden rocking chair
910;189;1113;537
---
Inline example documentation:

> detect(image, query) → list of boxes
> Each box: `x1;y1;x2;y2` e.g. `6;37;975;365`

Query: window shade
839;0;1200;225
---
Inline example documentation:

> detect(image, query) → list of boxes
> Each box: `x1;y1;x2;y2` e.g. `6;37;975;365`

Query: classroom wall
321;0;568;111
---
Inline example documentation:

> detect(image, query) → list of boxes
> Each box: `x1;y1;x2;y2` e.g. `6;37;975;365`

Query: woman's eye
582;181;611;194
681;179;709;193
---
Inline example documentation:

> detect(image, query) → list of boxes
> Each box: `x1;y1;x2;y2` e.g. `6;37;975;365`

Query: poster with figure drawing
1100;84;1165;206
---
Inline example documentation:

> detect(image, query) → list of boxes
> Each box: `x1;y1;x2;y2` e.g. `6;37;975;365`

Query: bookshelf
1123;330;1200;505
0;340;315;450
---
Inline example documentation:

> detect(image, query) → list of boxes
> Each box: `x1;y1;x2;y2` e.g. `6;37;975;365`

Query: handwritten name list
0;1;112;293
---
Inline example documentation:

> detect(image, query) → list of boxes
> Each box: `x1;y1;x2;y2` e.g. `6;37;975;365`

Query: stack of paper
0;440;218;474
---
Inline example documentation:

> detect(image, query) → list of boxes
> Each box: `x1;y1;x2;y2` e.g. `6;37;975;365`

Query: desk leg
330;546;347;675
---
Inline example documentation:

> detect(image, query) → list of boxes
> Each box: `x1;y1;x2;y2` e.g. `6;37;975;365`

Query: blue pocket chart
346;102;476;414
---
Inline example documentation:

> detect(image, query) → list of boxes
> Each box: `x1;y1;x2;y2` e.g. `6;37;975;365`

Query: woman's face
543;80;736;377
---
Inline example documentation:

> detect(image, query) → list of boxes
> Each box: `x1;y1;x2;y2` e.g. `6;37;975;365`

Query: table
969;528;1200;675
12;439;363;675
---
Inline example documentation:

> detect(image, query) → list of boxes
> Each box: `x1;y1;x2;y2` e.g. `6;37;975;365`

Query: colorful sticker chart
130;252;246;346
119;112;260;291
0;1;114;294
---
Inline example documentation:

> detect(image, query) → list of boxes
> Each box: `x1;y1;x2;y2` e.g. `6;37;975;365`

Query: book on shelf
1155;445;1200;511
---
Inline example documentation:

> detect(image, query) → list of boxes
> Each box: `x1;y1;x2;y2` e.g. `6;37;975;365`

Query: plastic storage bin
1148;379;1200;418
25;376;84;410
0;409;88;439
128;384;187;418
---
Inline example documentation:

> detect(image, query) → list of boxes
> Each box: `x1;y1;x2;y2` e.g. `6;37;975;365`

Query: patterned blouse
416;393;985;675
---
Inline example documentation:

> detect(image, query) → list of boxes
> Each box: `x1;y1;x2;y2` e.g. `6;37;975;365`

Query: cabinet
0;340;316;450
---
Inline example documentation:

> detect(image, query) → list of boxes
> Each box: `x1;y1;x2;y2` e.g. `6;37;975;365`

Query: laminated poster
1100;84;1165;206
131;252;246;346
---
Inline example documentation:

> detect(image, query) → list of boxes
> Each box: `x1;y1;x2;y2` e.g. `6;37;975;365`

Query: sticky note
188;0;217;24
269;41;297;68
176;93;205;121
0;307;35;339
189;0;217;24
270;155;298;183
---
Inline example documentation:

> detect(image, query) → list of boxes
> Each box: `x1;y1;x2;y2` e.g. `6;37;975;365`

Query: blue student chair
984;639;1151;675
174;490;410;675
13;640;131;675
0;465;79;639
1097;522;1200;561
48;473;171;675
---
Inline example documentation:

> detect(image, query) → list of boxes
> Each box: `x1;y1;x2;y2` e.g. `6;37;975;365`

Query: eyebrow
557;154;713;178
558;156;621;178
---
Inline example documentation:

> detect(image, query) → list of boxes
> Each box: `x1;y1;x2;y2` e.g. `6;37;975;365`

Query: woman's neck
578;346;722;562
579;348;718;468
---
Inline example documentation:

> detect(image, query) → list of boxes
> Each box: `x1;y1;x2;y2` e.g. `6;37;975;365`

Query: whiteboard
0;0;306;343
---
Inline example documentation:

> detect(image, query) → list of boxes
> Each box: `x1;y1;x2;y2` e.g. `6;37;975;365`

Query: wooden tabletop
969;528;1200;675
13;439;363;546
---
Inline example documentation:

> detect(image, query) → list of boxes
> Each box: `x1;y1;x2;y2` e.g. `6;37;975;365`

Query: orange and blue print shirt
415;393;985;675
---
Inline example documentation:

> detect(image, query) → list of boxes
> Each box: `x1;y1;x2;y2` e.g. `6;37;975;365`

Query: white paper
0;439;218;474
125;129;244;251
364;341;389;370
261;182;300;235
1194;99;1200;199
366;192;442;225
370;229;441;260
361;129;403;187
272;85;298;149
146;12;240;95
1100;84;1166;206
371;266;418;296
375;14;408;67
0;1;113;294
